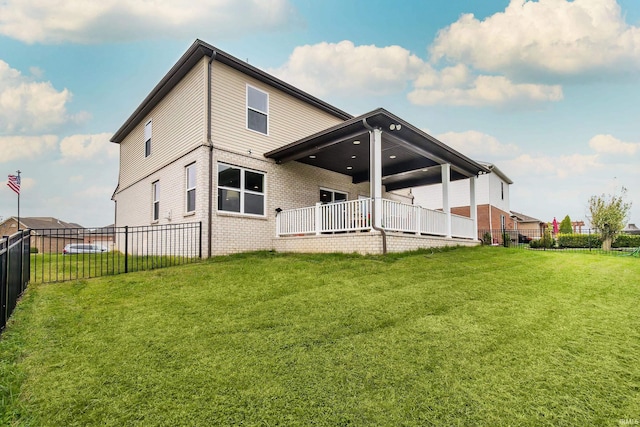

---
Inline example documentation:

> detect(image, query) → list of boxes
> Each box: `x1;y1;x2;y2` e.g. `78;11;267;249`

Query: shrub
557;233;602;249
530;229;556;249
612;234;640;248
482;232;493;246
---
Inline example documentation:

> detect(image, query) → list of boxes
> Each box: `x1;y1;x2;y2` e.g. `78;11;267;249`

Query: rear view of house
111;40;489;256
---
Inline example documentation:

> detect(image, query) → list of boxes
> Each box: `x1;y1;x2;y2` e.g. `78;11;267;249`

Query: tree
559;215;573;234
588;188;632;250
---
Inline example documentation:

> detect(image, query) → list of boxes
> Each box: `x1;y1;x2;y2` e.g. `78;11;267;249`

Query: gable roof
111;39;352;143
477;161;513;185
265;108;490;191
510;211;543;223
1;216;82;230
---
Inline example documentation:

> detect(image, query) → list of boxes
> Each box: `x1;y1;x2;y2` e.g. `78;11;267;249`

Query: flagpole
16;170;21;231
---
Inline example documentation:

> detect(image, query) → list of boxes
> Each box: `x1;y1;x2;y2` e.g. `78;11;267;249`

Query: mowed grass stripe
1;247;639;426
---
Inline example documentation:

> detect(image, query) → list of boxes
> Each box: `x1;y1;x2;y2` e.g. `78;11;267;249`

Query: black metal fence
30;222;202;284
1;230;30;332
478;228;640;256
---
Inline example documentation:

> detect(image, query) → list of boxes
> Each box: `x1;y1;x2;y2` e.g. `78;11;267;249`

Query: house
623;224;640;235
0;217;84;253
510;211;546;238
110;40;489;256
411;161;514;235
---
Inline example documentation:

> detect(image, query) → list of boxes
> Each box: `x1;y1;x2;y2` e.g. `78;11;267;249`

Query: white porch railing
277;198;476;239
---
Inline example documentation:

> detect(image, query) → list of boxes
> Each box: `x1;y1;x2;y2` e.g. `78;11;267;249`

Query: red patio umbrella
552;217;559;234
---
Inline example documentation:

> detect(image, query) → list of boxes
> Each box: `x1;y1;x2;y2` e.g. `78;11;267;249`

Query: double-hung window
152;181;160;221
247;85;268;134
218;163;265;216
186;163;196;213
145;120;152;157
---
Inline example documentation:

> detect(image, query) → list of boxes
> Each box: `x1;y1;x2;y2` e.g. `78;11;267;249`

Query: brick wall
451;204;515;231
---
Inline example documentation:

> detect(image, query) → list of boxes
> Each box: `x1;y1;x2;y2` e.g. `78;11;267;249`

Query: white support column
370;128;383;229
470;175;478;240
441;163;452;238
315;202;322;235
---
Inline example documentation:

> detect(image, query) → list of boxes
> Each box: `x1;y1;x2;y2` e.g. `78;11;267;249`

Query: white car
62;243;107;255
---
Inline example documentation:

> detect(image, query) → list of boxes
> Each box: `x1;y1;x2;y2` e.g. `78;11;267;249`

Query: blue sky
1;0;639;227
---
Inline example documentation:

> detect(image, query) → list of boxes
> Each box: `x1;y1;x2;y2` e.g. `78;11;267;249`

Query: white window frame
185;163;196;213
152;180;160;221
145;119;152;157
246;85;269;135
320;188;348;204
217;163;266;217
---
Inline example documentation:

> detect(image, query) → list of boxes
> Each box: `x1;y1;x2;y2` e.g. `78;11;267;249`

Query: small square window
217;163;265;216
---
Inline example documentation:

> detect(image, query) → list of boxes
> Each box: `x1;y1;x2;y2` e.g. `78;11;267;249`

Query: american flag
7;174;20;195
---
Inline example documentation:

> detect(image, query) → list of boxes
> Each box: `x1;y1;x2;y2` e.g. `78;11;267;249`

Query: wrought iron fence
30;222;202;284
478;228;640;256
1;230;30;332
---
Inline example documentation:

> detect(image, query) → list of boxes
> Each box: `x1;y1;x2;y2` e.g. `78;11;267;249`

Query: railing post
199;221;203;259
124;225;129;273
315;202;322;235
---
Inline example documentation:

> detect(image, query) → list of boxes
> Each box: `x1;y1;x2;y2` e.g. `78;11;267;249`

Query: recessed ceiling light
309;155;316;159
353;140;360;145
421;168;429;172
351;155;356;159
347;166;353;170
390;155;397;159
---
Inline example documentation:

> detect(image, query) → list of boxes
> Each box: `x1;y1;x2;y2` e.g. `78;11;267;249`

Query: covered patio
266;108;489;253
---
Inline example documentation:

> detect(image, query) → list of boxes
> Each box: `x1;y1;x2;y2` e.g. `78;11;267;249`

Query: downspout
362;118;387;254
207;50;217;258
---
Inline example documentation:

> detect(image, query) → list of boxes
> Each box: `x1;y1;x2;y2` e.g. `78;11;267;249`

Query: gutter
362;118;387;255
207;51;217;258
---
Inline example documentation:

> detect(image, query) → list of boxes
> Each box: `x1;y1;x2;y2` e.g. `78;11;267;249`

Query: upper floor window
218;163;265;216
145;120;152;157
152;180;160;221
186;163;196;213
247;85;268;135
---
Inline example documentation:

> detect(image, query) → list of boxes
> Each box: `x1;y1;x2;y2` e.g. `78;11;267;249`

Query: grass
2;246;640;426
29;252;200;284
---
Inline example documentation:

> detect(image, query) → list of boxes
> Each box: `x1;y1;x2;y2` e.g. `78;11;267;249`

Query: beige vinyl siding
118;58;207;190
210;62;345;156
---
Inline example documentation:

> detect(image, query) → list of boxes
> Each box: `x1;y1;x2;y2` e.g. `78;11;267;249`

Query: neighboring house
0;217;84;253
510;211;546;238
110;40;489;256
623;224;640;235
411;161;514;234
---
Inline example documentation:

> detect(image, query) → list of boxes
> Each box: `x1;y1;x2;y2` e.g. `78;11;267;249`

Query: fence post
199;221;203;259
124;225;129;274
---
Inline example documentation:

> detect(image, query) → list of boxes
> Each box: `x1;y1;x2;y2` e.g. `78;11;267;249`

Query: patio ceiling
265;108;489;191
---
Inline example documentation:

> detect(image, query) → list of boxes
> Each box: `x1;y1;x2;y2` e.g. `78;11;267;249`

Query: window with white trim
186;163;196;213
320;188;347;204
145;120;152;157
218;163;265;216
152;181;160;221
247;85;268;134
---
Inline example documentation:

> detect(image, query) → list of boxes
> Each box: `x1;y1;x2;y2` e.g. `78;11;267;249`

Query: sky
0;0;639;228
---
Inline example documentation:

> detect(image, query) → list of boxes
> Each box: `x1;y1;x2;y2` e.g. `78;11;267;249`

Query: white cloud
502;153;601;179
430;0;640;78
0;135;58;162
589;134;640;155
409;70;563;107
59;133;118;162
0;0;297;44
271;40;425;97
436;130;520;159
0;60;83;134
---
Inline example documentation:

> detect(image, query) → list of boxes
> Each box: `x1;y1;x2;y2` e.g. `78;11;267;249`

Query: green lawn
2;246;639;426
